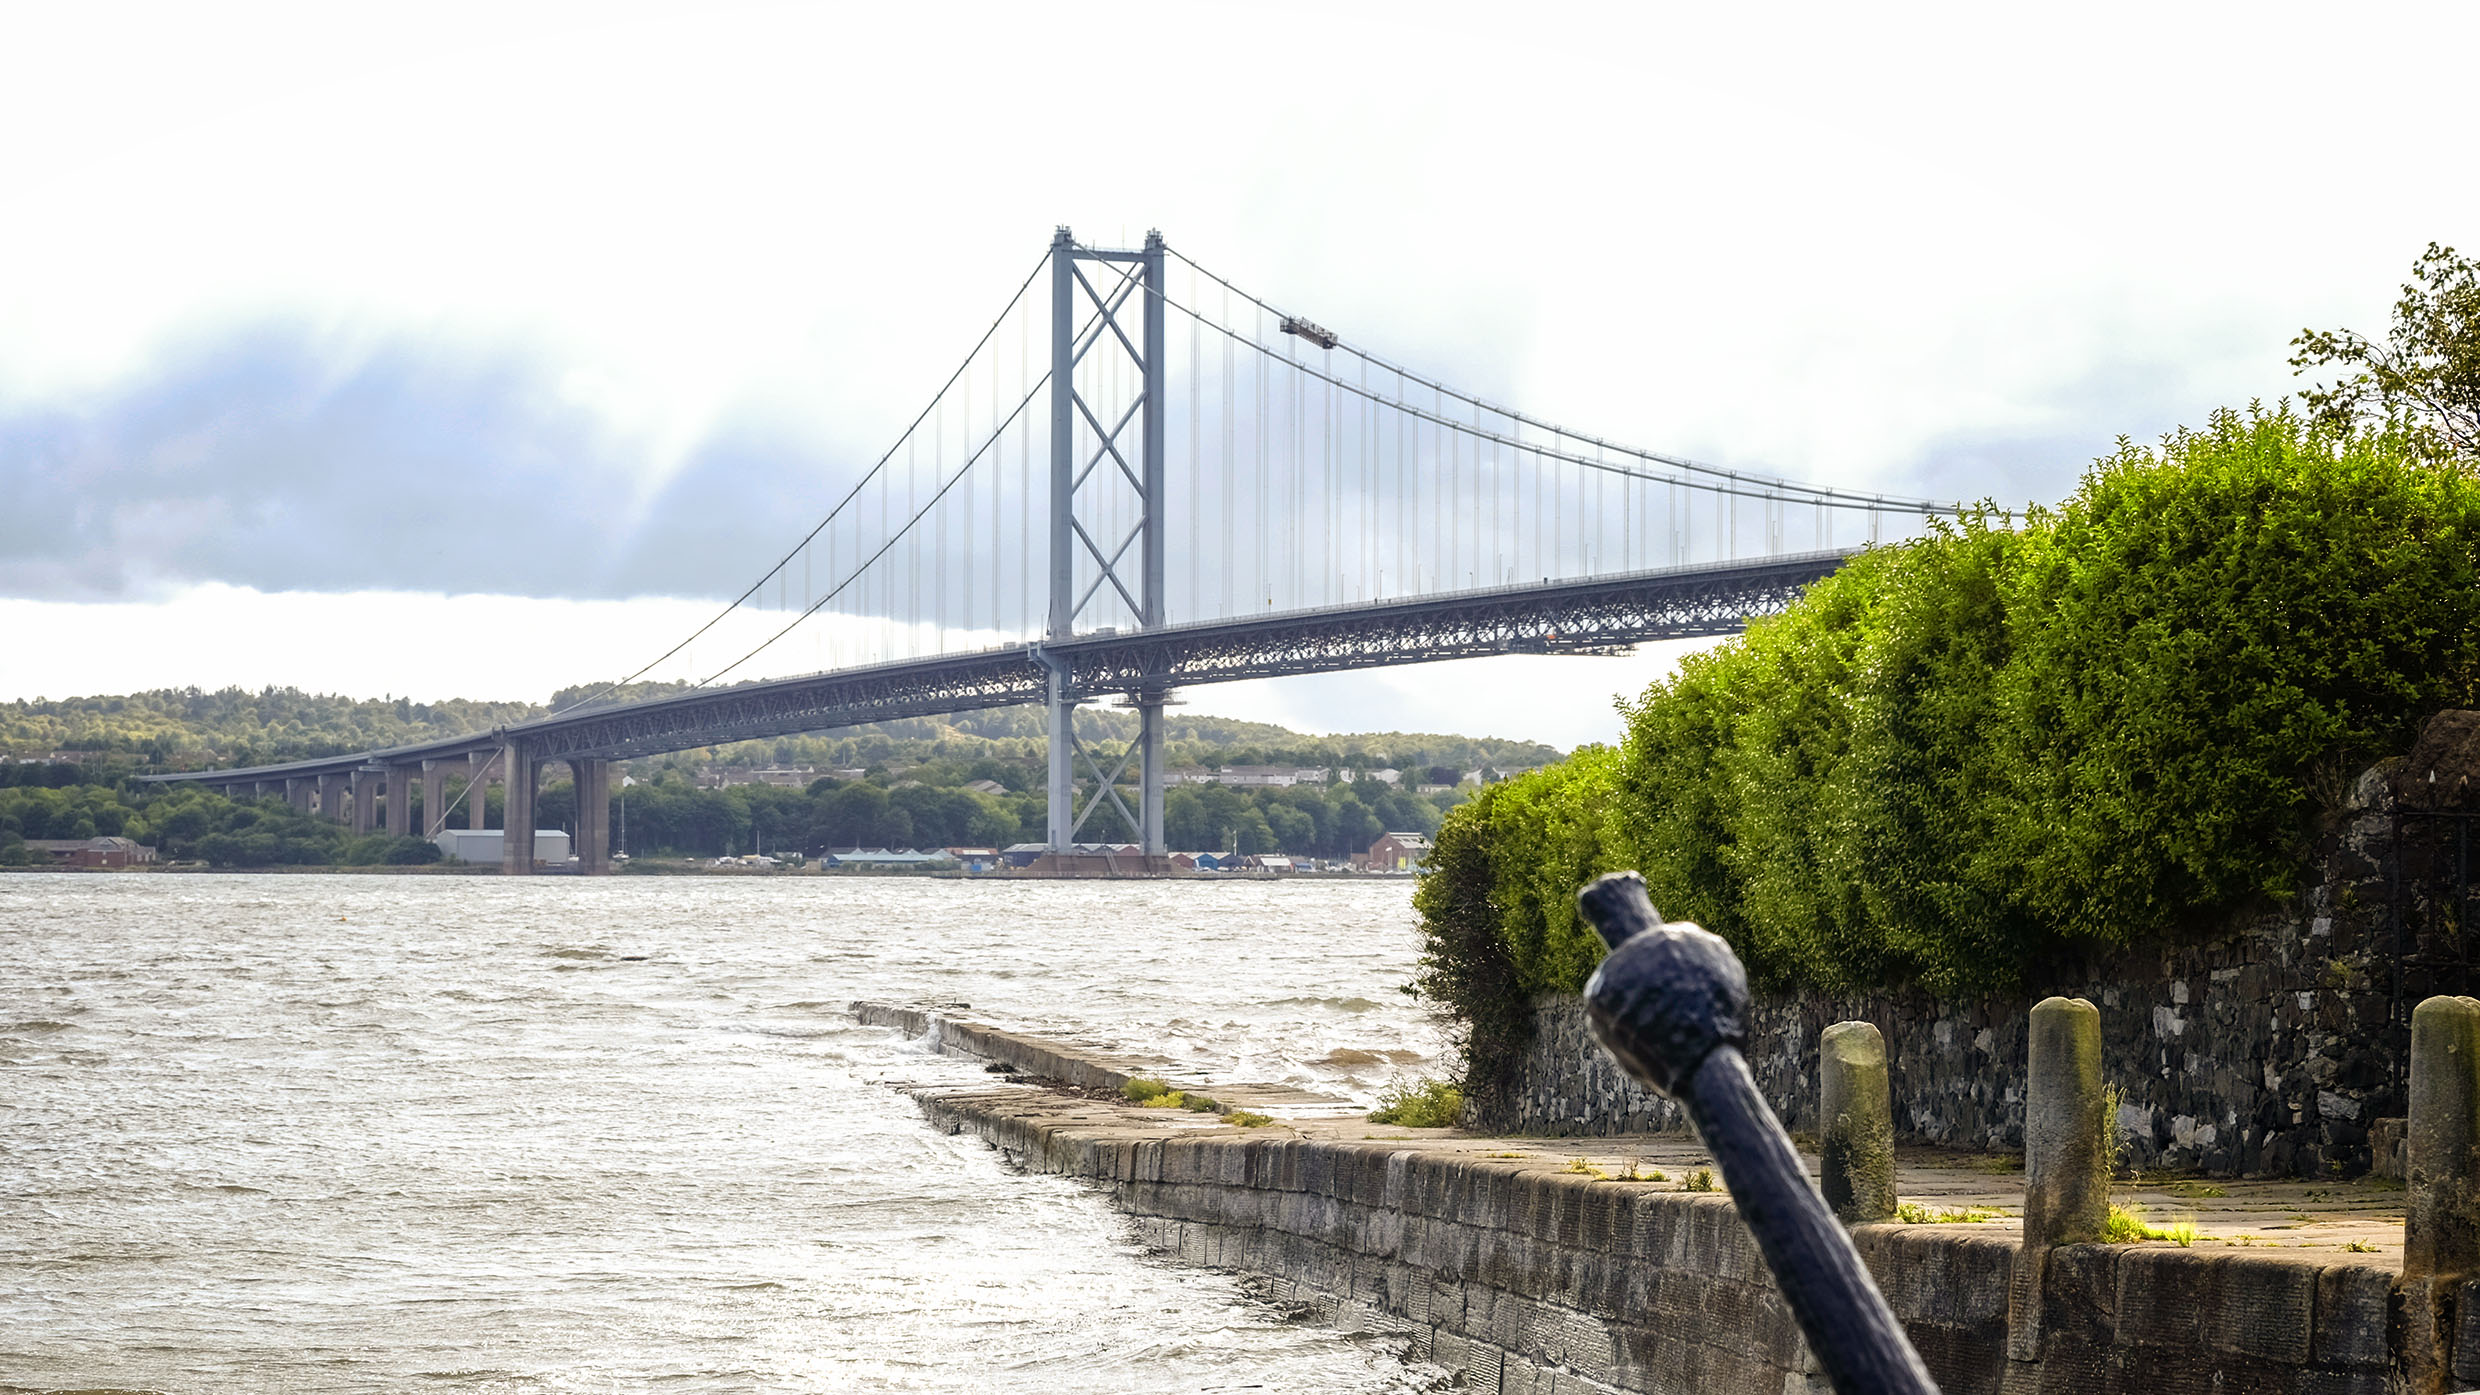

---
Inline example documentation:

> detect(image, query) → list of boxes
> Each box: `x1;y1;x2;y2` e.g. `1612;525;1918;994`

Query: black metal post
1577;872;1939;1395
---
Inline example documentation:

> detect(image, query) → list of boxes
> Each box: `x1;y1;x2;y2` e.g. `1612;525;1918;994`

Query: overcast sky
4;2;2476;750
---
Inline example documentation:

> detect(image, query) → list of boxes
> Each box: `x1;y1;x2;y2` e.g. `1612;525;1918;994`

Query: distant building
1211;765;1330;787
22;836;157;868
943;846;1001;872
1366;831;1432;872
962;779;1009;796
823;848;956;870
1238;853;1297;873
693;765;819;789
433;829;572;864
1001;842;1049;868
1340;768;1402;786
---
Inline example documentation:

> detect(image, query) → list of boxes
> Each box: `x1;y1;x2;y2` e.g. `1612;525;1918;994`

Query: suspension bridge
148;228;1958;873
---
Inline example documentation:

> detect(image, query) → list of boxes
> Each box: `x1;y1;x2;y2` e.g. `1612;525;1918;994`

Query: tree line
1;751;1466;866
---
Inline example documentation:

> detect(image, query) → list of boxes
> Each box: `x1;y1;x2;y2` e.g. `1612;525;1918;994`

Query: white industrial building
434;829;572;865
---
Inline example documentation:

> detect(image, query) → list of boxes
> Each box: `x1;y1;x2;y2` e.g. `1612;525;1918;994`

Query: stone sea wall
895;1012;2407;1395
1474;763;2411;1178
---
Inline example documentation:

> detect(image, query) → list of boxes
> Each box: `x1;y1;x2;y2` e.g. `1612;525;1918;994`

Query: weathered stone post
2403;995;2480;1393
2021;996;2107;1247
2008;996;2107;1371
2408;994;2480;1276
1819;1020;1896;1223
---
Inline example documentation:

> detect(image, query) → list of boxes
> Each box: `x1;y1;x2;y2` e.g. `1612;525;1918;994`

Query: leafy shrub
1367;1078;1464;1128
1416;410;2480;1085
1121;1077;1171;1103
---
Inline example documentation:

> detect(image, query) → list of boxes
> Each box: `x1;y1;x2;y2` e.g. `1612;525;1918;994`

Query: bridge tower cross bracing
1042;226;1170;857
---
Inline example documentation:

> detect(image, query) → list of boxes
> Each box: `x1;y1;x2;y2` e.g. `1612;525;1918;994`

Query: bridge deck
145;551;1852;783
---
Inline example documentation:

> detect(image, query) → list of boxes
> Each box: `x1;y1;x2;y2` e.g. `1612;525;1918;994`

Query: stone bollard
2404;995;2480;1394
2021;996;2107;1248
1819;1020;1897;1223
2008;996;2108;1369
2407;994;2480;1279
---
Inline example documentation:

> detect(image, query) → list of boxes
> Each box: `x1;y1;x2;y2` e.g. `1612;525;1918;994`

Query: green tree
2293;242;2480;465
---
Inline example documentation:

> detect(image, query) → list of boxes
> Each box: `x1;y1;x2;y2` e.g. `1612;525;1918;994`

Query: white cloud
3;1;2475;741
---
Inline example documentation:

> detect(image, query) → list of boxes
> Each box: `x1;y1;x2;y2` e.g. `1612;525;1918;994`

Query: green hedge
1416;407;2480;1087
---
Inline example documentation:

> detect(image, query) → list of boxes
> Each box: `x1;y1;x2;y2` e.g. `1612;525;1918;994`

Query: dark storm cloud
0;324;856;603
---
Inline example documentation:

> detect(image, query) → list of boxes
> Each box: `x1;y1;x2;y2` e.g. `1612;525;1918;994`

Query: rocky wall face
1472;765;2408;1179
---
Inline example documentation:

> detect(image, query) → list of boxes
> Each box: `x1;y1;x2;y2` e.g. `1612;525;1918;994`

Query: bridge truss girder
142;555;1855;853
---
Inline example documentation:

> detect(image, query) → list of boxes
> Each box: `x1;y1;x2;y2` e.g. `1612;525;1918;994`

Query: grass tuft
1683;1168;1718;1193
2101;1203;2196;1246
1368;1078;1463;1129
1122;1077;1171;1103
1895;1202;2000;1224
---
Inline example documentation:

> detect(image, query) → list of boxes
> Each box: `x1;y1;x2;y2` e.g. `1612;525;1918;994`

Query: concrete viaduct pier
160;739;615;875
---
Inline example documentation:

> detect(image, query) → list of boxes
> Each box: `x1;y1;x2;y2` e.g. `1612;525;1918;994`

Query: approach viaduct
142;551;1848;873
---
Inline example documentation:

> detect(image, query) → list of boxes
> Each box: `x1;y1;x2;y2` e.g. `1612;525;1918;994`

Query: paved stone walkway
1349;1128;2411;1266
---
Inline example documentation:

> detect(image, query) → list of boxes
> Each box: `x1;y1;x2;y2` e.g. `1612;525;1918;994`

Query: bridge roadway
144;550;1853;870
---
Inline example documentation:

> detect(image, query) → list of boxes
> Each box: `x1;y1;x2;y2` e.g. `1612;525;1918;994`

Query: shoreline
870;1003;2416;1395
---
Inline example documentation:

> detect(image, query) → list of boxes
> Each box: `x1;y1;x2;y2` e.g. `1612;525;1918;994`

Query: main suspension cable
1160;242;1959;518
1151;277;1956;516
549;250;1051;717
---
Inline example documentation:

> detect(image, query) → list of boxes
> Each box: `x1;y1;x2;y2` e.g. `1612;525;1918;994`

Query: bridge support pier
420;761;447;838
1044;663;1075;849
572;757;612;874
385;766;411;838
1138;687;1165;855
317;772;349;823
500;744;537;874
351;768;380;834
468;752;492;831
287;777;311;813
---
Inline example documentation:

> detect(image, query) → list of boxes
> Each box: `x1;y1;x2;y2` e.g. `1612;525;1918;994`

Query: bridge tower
1040;226;1170;862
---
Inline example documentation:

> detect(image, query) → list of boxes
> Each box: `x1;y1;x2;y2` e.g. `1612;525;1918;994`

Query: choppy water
0;875;1450;1393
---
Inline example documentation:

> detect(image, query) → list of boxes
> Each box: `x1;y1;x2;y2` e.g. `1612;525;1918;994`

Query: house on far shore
823;848;955;871
21;836;157;868
1365;831;1432;873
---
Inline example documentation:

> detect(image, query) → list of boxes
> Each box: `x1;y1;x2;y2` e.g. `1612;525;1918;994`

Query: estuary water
0;875;1451;1394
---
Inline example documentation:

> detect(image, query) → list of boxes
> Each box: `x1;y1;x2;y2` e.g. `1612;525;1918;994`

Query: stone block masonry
874;1006;2414;1395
